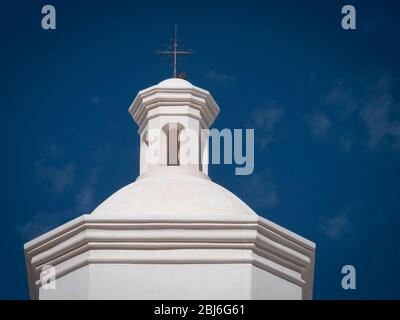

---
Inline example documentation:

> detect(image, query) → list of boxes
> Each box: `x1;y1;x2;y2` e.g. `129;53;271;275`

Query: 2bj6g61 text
154;304;245;317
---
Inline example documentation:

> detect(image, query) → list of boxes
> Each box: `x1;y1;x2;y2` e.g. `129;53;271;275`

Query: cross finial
158;24;193;78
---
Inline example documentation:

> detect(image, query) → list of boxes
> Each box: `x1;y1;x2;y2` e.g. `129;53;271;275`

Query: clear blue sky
1;0;400;299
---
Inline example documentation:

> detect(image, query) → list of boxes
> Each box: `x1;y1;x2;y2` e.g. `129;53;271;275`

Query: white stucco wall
251;266;301;299
40;265;90;300
39;263;303;300
26;78;315;300
89;264;252;300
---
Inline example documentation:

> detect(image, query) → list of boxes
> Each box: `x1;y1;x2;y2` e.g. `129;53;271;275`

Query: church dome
157;78;193;88
91;167;258;221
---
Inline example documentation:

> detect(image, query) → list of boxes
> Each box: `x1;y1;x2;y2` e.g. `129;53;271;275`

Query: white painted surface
40;266;90;300
91;167;258;220
26;217;315;300
89;264;252;300
157;78;193;88
251;266;301;300
129;78;219;175
39;264;303;300
24;78;316;300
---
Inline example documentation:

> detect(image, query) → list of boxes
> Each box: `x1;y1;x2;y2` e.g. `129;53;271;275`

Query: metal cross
158;25;193;78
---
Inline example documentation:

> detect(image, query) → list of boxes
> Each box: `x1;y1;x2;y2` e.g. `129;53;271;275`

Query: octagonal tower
24;78;315;300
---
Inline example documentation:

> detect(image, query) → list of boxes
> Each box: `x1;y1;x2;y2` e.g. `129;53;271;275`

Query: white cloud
321;74;400;151
21;146;105;240
238;169;278;209
307;81;356;147
307;74;400;152
75;167;100;213
17;211;70;240
339;135;354;152
360;92;400;150
320;214;352;241
205;70;236;87
325;82;357;115
319;203;362;241
46;144;64;158
249;103;284;149
308;112;332;140
75;186;96;213
34;161;75;195
19;166;100;240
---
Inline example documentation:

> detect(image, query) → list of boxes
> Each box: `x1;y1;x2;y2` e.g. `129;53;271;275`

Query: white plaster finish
129;78;219;175
25;204;315;299
40;264;303;300
24;78;315;300
92;167;259;220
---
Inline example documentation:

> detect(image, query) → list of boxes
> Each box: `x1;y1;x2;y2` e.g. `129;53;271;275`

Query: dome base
24;214;315;300
91;166;259;221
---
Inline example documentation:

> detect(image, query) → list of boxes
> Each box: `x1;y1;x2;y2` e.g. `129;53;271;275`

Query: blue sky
1;0;400;299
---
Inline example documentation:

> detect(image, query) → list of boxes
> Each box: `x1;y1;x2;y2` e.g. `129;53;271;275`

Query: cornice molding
25;215;315;300
129;85;220;130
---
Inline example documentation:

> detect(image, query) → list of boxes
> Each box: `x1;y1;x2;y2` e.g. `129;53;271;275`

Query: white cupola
129;78;219;176
24;78;316;300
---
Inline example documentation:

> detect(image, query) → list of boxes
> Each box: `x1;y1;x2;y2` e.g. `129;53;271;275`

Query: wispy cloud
75;167;100;214
320;213;352;241
34;161;75;195
205;70;236;87
19;167;100;240
339;135;354;152
308;112;332;140
16;211;70;240
75;187;96;213
315;73;400;151
239;169;278;209
46;144;64;158
325;82;357;116
319;204;362;241
305;80;356;148
19;145;106;240
249;102;284;149
359;74;400;150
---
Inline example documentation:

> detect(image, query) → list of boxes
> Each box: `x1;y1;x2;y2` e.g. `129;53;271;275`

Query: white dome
91;167;258;221
157;78;193;89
